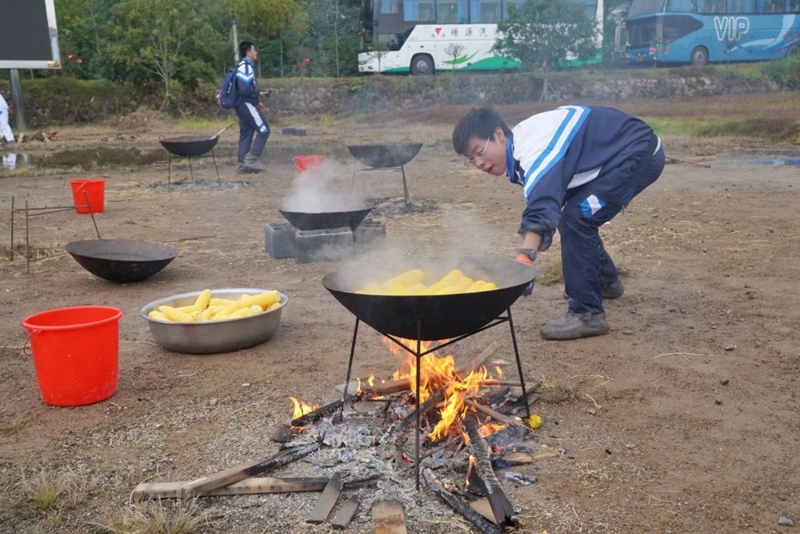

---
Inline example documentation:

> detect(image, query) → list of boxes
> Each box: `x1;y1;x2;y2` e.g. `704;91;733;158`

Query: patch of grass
0;419;27;437
15;467;90;517
536;256;563;287
176;117;231;132
646;115;800;143
100;499;210;534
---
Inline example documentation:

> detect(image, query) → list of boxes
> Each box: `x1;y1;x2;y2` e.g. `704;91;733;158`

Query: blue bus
625;0;800;65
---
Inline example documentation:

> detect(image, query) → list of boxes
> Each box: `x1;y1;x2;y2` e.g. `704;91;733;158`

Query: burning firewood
291;393;363;427
463;413;520;530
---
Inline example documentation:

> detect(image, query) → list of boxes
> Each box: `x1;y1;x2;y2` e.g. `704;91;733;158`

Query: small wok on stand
323;258;535;490
347;140;422;206
159;124;233;186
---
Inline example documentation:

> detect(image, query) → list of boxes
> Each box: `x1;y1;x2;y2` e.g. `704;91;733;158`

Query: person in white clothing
0;92;16;144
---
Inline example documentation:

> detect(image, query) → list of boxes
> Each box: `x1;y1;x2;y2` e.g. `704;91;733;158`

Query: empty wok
322;258;535;340
279;206;373;231
348;142;423;169
66;239;178;283
159;124;233;158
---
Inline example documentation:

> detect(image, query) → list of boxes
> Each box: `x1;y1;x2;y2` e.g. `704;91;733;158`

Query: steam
281;159;368;213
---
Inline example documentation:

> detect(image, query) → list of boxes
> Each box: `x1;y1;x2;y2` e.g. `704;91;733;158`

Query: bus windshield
627;0;665;17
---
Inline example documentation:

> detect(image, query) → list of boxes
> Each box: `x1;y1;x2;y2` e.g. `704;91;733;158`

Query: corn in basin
355;269;497;296
147;290;280;323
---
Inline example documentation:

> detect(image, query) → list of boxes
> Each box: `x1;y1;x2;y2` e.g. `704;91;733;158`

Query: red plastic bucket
70;178;106;214
21;306;123;407
293;155;324;173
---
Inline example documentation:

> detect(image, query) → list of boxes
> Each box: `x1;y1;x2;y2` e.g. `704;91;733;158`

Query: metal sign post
9;69;26;132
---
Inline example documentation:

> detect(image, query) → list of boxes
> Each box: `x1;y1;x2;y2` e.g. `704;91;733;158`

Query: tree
444;43;465;71
106;0;219;106
495;0;597;100
228;0;305;78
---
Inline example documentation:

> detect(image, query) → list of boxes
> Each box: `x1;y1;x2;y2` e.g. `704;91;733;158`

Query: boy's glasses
465;136;491;166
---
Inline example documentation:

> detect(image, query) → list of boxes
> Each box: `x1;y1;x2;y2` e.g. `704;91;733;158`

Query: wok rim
65;239;179;263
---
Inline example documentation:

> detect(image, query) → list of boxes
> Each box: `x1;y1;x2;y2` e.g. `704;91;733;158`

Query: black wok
348;141;423;169
280;207;373;231
322;258;535;340
159;124;233;158
66;239;178;283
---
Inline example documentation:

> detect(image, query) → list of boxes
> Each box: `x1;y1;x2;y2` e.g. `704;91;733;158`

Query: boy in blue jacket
453;106;665;340
235;41;270;174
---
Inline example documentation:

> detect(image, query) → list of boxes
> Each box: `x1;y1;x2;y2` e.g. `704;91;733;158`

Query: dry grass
0;418;27;437
98;499;211;534
539;374;613;406
536;256;564;287
0;467;93;526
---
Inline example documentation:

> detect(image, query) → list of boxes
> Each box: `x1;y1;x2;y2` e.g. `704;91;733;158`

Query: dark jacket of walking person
453;105;665;340
235;41;270;174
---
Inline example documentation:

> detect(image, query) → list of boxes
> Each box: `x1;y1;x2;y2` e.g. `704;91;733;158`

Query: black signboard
0;0;60;68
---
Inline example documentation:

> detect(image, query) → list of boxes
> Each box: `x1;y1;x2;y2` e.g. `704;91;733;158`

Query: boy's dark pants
235;101;270;163
561;145;665;315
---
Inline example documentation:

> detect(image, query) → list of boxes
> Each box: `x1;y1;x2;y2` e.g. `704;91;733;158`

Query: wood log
464;398;522;427
330;494;360;529
380;387;446;444
469;498;498;525
372;500;408;534
306;473;342;524
291;394;362;427
132;477;328;501
178;442;319;499
422;469;500;534
464;413;519;529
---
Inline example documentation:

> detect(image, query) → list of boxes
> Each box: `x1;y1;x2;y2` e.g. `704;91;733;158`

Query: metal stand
8;192;101;273
341;308;530;491
167;149;221;187
351;163;410;206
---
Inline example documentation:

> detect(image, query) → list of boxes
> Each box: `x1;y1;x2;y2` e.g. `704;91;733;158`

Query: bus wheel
411;54;434;76
787;44;800;58
690;46;708;66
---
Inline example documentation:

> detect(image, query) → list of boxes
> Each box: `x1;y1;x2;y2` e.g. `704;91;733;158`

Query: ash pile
133;341;550;532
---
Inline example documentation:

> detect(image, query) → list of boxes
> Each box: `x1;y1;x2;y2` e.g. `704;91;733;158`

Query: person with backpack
233;41;270;174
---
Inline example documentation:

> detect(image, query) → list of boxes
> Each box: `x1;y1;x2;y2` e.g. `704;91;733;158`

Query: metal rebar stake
9;195;14;260
401;165;410;206
211;149;221;183
25;200;30;274
82;191;102;240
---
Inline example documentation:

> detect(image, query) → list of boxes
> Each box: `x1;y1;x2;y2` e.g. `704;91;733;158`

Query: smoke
281;159;368;213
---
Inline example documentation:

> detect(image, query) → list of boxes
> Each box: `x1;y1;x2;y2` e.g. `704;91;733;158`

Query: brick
295;227;354;264
354;220;386;252
265;222;297;259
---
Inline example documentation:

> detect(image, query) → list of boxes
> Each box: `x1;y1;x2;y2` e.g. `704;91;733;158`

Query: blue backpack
217;66;241;109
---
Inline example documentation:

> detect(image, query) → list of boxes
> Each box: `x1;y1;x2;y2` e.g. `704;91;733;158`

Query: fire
289;396;319;420
383;337;506;441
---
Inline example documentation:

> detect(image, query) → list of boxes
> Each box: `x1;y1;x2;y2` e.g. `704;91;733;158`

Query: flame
289;396;319;420
383;337;506;441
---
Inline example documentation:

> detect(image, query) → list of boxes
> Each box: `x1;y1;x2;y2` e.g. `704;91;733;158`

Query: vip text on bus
625;0;800;65
357;0;604;74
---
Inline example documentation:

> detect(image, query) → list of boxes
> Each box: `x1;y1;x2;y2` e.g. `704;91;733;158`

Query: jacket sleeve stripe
522;106;589;200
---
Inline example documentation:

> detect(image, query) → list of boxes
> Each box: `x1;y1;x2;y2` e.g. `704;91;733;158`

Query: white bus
357;0;604;74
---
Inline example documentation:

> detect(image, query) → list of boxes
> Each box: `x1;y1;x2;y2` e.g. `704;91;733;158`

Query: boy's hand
515;253;535;296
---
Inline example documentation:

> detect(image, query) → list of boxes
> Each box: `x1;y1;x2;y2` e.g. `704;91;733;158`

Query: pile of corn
356;269;497;296
148;289;281;322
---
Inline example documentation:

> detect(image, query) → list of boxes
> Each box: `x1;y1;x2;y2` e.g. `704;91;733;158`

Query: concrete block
281;127;307;137
296;227;354;264
265;222;297;259
354;220;387;251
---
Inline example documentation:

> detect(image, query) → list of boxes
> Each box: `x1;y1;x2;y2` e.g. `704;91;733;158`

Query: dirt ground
0;98;799;533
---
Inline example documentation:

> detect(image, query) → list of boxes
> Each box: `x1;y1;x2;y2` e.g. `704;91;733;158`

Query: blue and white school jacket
236;58;260;106
506;105;660;251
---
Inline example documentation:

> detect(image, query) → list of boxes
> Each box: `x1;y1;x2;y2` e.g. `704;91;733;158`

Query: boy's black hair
239;41;255;60
452;107;512;155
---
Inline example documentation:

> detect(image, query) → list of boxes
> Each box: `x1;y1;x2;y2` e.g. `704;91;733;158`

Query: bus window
698;0;726;12
626;19;657;47
582;0;598;18
763;0;785;11
437;0;469;23
503;0;524;20
377;32;406;50
726;0;755;12
790;0;800;12
627;0;667;17
403;0;436;21
666;0;695;12
380;0;401;14
662;14;704;42
470;1;502;22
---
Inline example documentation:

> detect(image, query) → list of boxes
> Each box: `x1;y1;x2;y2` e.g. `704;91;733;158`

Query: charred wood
422;469;501;534
291;393;363;427
464;413;519;529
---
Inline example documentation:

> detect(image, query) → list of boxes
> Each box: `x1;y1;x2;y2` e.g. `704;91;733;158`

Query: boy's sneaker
602;278;624;299
540;311;609;341
563;278;625;300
